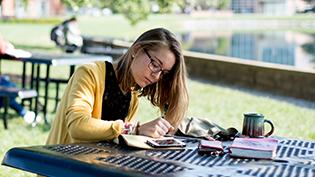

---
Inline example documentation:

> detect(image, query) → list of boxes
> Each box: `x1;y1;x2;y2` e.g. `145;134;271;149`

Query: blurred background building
1;0;64;18
0;0;313;19
231;0;309;15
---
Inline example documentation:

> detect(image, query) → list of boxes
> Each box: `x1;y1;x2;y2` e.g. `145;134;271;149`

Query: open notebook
116;134;186;149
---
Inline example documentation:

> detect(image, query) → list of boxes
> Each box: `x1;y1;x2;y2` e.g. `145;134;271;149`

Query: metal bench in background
2;136;315;176
81;36;127;60
0;86;37;129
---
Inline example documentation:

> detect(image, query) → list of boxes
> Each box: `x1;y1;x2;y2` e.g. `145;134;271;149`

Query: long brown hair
116;28;189;129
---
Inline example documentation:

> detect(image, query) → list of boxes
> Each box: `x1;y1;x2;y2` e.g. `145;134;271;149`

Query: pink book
229;138;278;159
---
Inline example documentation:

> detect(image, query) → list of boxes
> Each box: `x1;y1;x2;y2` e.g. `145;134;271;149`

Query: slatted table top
2;136;315;177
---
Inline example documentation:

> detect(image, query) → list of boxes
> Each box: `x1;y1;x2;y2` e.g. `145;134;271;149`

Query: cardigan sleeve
64;64;125;142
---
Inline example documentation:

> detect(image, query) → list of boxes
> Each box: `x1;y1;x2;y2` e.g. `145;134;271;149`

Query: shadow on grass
191;77;315;110
0;112;51;132
14;44;56;51
36;123;51;132
0;113;22;128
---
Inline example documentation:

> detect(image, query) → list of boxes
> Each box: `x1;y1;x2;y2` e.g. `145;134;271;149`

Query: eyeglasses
144;48;169;78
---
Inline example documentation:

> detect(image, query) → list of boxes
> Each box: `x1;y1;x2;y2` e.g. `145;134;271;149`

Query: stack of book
229;137;278;159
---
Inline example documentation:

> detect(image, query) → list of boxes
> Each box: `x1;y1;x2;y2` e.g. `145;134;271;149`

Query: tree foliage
62;0;93;11
156;0;174;13
217;0;230;10
61;0;181;25
60;0;231;25
105;0;151;26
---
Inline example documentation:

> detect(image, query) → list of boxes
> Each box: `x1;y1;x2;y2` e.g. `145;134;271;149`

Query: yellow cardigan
46;61;139;145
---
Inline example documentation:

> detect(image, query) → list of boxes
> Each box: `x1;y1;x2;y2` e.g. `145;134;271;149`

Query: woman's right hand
138;117;174;138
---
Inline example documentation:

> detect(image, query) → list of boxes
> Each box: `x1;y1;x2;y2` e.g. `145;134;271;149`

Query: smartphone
198;140;224;155
146;138;186;148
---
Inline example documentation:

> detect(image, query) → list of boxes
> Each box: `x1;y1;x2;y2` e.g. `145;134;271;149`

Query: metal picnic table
1;53;112;124
2;136;315;177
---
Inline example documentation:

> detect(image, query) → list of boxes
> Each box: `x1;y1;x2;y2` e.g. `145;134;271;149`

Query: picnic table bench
2;136;315;176
0;86;37;129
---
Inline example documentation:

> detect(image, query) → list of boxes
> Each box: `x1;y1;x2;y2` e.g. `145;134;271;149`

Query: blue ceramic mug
242;113;274;138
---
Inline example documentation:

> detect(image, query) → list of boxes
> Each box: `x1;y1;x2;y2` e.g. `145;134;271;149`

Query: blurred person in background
0;38;35;124
50;17;83;53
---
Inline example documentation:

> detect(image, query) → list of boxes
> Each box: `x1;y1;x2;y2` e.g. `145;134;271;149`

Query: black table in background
1;53;112;124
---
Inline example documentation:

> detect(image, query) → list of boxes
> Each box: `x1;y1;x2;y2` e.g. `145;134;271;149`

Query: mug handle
264;119;274;137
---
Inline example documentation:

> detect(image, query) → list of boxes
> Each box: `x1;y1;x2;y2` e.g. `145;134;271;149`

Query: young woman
46;28;189;144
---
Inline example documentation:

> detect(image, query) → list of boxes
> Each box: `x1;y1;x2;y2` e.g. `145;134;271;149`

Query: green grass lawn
1;14;315;176
1;76;315;177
